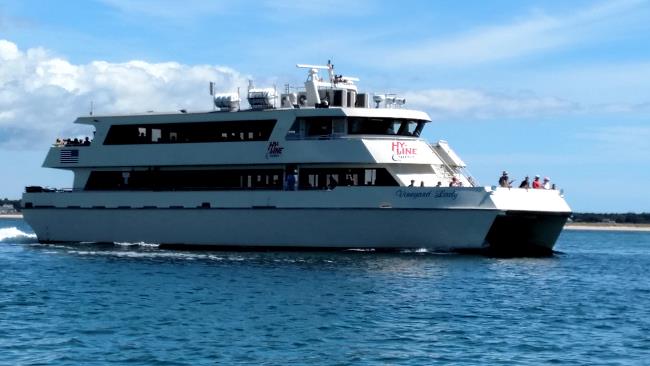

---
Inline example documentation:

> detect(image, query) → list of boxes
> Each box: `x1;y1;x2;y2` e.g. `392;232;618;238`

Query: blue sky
1;0;649;212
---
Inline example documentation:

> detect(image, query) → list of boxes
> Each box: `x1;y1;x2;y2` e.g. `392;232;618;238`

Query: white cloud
0;39;20;60
0;40;249;149
403;89;578;119
387;0;648;67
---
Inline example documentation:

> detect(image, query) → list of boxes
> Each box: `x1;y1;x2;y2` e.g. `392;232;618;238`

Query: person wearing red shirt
532;175;542;189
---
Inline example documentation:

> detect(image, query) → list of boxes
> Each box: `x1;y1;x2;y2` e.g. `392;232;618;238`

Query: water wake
114;241;160;248
0;227;38;244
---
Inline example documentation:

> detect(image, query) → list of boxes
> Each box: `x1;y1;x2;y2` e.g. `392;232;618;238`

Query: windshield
347;118;426;137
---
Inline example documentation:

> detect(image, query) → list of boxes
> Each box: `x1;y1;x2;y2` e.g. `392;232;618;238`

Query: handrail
428;143;458;177
428;143;479;187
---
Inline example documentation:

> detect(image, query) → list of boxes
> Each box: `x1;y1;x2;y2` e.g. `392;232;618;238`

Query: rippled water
1;217;649;365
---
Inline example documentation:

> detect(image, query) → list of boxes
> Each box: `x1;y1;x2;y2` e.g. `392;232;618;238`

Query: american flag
60;149;79;163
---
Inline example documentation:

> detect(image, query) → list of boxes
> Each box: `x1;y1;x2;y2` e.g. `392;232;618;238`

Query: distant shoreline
2;213;649;232
564;223;650;232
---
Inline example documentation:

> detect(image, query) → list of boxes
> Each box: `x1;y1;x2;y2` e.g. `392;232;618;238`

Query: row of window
85;168;398;191
101;117;428;145
103;120;277;145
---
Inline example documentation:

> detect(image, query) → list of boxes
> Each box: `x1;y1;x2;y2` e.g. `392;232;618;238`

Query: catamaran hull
22;187;571;254
23;207;499;250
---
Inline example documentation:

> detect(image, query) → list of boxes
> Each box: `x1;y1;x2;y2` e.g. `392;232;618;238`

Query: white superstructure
22;62;571;255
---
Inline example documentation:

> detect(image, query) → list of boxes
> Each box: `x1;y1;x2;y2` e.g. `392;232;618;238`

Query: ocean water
1;218;649;365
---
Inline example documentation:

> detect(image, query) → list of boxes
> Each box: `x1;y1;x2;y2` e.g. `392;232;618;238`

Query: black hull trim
484;210;570;257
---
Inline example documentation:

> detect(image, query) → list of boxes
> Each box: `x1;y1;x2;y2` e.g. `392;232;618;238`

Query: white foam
114;241;160;248
65;249;245;262
399;248;432;254
0;227;38;243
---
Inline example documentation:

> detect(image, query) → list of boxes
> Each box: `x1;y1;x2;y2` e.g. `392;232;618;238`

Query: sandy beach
564;223;650;232
0;214;23;219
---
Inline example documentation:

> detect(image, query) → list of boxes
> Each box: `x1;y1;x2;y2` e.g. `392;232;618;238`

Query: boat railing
25;186;77;193
52;139;92;147
287;134;419;141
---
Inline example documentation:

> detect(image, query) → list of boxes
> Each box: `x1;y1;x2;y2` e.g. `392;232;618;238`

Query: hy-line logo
391;141;417;161
266;141;284;159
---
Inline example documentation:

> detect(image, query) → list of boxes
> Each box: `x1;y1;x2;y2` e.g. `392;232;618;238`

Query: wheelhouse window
286;117;346;140
348;118;426;137
104;120;277;145
286;117;427;140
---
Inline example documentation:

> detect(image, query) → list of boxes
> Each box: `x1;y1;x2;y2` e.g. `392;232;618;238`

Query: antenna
89;100;94;116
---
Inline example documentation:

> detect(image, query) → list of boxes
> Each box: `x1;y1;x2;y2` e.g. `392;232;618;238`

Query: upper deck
38;62;476;191
46;106;436;168
48;62;436;170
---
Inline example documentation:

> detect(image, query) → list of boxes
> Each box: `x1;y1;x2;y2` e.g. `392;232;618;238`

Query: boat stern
484;187;571;256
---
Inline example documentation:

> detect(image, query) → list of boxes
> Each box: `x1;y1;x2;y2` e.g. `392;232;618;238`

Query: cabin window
286;119;301;139
84;167;397;191
86;168;285;191
298;168;398;189
307;118;332;137
151;128;161;142
103;120;277;145
365;169;377;185
307;174;319;189
332;119;345;135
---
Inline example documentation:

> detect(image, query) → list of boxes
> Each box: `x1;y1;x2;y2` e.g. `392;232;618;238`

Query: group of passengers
408;178;464;187
55;137;91;146
499;171;555;190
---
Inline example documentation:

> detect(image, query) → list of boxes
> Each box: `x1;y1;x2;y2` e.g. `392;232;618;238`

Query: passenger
284;170;297;191
519;176;530;189
449;177;461;187
408;180;415;187
543;177;551;190
83;137;91;146
344;174;353;186
420;181;425;187
498;171;511;188
436;181;442;187
328;176;338;190
532;175;542;189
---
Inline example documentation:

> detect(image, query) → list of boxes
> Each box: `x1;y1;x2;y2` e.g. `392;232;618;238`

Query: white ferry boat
22;62;571;255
